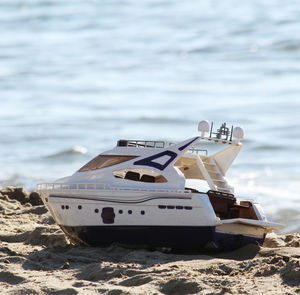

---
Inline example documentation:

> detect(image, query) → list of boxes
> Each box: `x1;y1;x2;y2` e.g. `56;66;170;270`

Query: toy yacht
37;121;282;250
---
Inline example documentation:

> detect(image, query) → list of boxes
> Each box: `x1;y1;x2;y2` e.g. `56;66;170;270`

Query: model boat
37;121;282;250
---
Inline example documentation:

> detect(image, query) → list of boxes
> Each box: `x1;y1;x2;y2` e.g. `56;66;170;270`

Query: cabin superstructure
55;122;242;194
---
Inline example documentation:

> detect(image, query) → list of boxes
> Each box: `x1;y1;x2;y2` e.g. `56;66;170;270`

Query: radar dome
233;126;244;142
198;120;210;137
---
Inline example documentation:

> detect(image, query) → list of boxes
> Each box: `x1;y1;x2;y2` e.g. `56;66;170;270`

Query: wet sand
0;187;299;295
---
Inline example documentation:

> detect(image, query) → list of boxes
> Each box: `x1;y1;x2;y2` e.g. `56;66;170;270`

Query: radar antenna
214;123;230;140
198;120;244;144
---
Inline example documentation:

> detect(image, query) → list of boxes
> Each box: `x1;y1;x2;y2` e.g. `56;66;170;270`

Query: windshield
78;155;138;172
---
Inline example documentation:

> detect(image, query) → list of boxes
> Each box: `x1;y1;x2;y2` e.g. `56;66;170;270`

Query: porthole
119;209;123;214
176;206;183;210
78;205;82;210
95;209;99;213
128;210;132;215
158;205;166;209
167;205;175;209
61;205;65;210
141;210;145;215
184;206;192;210
66;205;69;210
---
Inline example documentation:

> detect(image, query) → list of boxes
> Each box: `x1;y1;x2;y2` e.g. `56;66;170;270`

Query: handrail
188;147;208;156
118;139;208;156
37;183;191;194
118;140;165;148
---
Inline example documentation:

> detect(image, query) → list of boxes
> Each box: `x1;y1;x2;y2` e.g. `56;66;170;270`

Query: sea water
1;0;300;233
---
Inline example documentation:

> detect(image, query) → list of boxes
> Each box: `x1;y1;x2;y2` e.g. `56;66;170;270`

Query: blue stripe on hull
60;225;265;251
214;232;265;250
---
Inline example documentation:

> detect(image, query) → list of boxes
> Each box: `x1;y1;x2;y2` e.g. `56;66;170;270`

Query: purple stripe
178;137;199;151
133;150;177;171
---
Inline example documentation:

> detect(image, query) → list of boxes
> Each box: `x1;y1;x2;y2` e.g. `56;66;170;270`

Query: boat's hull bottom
59;225;265;251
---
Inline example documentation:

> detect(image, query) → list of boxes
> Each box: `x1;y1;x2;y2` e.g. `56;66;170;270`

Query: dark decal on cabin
178;137;200;151
133;150;177;171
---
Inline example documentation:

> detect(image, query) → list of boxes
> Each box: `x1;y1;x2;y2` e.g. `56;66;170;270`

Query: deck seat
140;174;155;183
125;171;140;181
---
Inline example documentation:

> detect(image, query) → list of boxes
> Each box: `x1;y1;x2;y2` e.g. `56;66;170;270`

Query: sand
0;187;299;295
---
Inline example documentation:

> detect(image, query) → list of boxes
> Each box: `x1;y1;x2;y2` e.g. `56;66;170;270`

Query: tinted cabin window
125;171;140;181
140;174;155;183
78;155;138;172
101;207;115;224
113;169;167;183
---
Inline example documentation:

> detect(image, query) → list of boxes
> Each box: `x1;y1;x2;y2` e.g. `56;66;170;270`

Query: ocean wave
271;40;300;52
136;116;193;125
252;144;287;151
272;208;300;234
45;146;88;159
0;173;30;189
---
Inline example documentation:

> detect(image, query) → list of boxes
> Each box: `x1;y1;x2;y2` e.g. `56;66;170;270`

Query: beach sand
0;187;299;295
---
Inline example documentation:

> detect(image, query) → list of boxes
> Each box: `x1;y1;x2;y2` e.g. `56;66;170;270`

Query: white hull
39;187;281;250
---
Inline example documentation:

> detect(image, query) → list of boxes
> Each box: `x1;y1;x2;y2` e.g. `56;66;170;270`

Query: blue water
1;0;300;233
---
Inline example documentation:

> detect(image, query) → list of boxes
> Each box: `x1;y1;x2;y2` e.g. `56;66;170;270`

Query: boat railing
168;142;208;156
118;140;207;155
37;183;191;194
117;140;165;148
188;147;208;156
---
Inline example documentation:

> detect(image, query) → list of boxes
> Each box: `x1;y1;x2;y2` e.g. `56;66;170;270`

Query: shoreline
0;187;299;295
